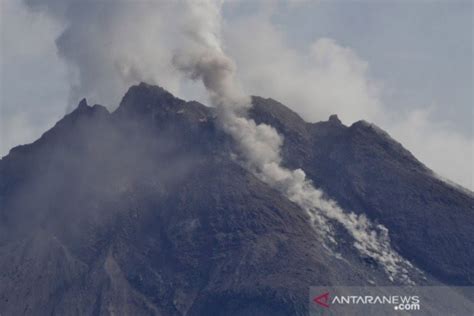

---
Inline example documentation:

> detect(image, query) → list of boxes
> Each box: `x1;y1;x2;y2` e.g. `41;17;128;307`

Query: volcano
0;83;472;315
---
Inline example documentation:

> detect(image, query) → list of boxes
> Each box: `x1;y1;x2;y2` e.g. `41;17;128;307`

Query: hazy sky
1;0;472;189
269;1;473;136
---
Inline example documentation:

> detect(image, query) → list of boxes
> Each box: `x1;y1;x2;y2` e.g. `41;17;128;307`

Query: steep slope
0;83;472;315
250;96;474;285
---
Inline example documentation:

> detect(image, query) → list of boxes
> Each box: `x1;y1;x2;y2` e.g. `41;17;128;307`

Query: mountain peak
69;98;109;119
136;81;169;94
123;82;174;102
69;96;108;114
250;96;309;138
114;82;185;118
328;114;341;124
77;98;88;109
2;83;473;316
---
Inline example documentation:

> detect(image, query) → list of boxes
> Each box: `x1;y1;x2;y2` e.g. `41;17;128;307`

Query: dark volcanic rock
0;84;472;315
250;96;474;286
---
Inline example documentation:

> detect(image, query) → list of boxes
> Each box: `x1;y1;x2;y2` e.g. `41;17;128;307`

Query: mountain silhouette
0;83;472;315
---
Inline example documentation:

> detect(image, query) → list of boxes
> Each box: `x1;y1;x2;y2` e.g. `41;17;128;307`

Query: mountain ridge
0;82;472;315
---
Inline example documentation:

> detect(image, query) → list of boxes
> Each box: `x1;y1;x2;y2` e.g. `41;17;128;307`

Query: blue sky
1;0;473;188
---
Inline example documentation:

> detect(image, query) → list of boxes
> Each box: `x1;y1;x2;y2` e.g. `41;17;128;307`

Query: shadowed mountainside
0;83;472;315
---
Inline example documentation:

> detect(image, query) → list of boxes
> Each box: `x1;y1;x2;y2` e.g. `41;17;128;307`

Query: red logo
313;292;330;308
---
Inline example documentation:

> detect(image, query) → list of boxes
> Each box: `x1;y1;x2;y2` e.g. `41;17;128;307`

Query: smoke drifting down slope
173;0;415;282
25;0;415;282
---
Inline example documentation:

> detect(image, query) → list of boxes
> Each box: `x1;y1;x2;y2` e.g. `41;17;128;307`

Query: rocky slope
0;83;472;315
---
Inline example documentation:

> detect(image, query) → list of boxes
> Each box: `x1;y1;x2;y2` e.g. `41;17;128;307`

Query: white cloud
20;0;204;109
224;16;381;124
0;113;36;156
0;0;67;156
386;109;473;189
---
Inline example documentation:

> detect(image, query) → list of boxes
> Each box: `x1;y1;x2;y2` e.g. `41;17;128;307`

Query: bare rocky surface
0;83;472;315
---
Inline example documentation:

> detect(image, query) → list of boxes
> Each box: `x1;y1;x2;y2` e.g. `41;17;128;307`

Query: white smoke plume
24;0;415;282
173;0;414;282
23;0;187;108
